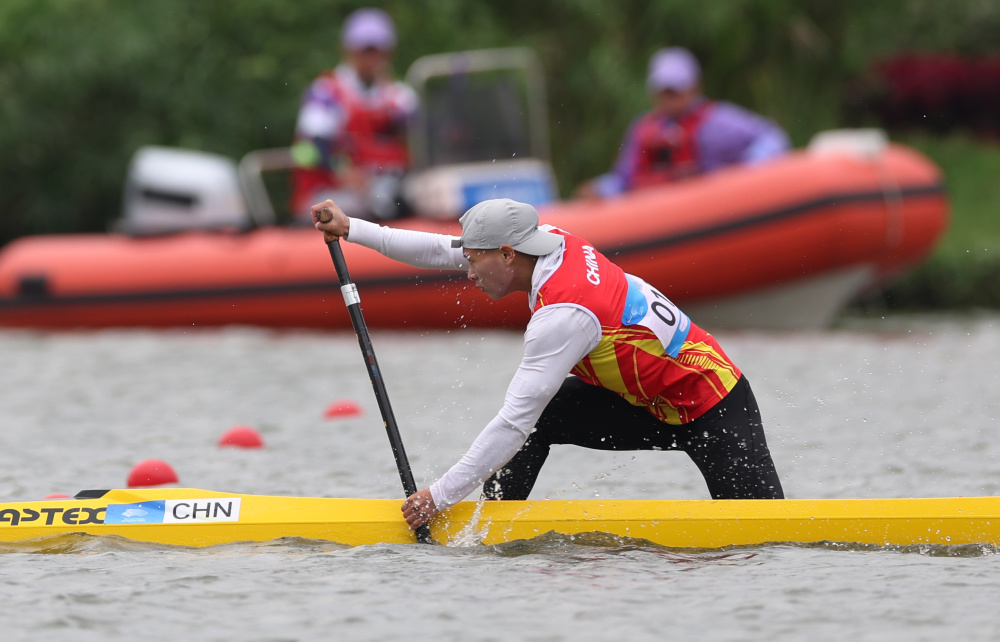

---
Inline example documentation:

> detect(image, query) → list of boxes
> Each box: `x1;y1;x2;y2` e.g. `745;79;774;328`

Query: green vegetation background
2;0;998;309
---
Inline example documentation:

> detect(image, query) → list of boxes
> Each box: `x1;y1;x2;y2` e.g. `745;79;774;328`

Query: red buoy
218;425;264;448
43;494;70;499
324;400;362;418
127;459;179;488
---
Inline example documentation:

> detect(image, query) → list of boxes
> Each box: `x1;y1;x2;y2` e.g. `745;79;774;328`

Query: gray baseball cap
450;199;563;256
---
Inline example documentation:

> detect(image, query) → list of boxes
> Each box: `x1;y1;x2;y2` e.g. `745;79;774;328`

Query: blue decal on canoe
104;501;166;525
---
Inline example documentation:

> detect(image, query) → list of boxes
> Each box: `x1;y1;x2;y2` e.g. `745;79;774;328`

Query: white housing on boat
808;128;889;159
404;159;557;221
119;146;250;235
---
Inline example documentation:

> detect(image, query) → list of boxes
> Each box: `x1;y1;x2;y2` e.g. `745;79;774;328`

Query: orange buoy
43;494;70;499
127;459;179;488
324;399;362;418
218;425;264;448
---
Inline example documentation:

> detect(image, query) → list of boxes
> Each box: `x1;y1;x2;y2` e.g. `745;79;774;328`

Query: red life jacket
325;71;410;171
532;228;741;424
291;69;411;212
631;100;714;189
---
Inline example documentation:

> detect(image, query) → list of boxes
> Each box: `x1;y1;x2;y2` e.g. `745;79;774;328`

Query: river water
1;314;999;640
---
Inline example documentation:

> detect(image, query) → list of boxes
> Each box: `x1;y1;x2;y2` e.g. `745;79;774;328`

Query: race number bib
621;275;691;358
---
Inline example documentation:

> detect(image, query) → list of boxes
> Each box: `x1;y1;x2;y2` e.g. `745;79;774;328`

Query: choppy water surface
1;314;1000;640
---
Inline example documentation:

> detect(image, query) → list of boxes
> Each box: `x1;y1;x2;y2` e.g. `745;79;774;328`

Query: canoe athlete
313;198;783;530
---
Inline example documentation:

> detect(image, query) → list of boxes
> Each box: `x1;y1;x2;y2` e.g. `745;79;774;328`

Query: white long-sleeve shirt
346;218;602;510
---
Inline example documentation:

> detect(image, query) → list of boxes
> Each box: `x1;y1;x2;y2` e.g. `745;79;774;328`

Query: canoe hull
1;489;996;550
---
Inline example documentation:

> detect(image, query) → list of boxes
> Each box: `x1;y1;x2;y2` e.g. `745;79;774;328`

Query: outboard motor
117;146;251;235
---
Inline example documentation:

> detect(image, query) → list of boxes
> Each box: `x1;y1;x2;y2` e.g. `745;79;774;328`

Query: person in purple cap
290;8;418;221
577;47;790;198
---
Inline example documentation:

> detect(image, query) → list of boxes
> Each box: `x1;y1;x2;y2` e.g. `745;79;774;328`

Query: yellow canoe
0;488;997;549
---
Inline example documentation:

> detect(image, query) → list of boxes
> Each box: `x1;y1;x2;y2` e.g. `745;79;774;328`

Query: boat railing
236;48;557;226
237;147;295;227
404;47;552;170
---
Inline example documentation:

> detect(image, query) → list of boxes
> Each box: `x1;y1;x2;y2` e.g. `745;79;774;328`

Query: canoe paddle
317;208;435;545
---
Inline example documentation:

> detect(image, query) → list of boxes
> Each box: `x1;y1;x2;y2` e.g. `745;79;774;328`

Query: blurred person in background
290;8;417;221
577;47;790;199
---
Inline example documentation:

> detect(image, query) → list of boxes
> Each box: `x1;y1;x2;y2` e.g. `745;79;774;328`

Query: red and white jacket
291;64;417;211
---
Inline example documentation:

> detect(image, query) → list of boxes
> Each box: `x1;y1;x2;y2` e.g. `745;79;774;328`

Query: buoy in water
218;425;264;448
324;400;362;418
43;494;70;499
127;459;179;488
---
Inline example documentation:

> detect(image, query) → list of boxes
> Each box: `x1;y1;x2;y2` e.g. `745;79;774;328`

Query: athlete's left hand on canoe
402;488;439;530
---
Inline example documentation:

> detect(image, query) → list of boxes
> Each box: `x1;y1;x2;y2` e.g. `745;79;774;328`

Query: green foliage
2;0;999;251
876;134;1000;310
898;134;1000;258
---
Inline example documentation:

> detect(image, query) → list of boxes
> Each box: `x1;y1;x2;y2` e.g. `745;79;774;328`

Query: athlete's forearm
429;415;528;510
345;218;467;270
428;307;600;510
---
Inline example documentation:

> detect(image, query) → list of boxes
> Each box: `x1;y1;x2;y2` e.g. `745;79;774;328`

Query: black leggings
482;374;784;500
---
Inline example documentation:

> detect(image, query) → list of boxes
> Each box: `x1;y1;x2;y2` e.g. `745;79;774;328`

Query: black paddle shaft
324;235;434;545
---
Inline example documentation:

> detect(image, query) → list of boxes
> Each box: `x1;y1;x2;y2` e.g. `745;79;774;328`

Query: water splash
445;500;491;547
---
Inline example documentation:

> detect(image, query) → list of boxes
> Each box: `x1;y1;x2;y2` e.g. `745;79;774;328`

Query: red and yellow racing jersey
533;229;740;424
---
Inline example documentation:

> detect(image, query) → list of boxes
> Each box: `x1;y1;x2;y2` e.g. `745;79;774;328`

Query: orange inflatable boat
0;144;946;331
